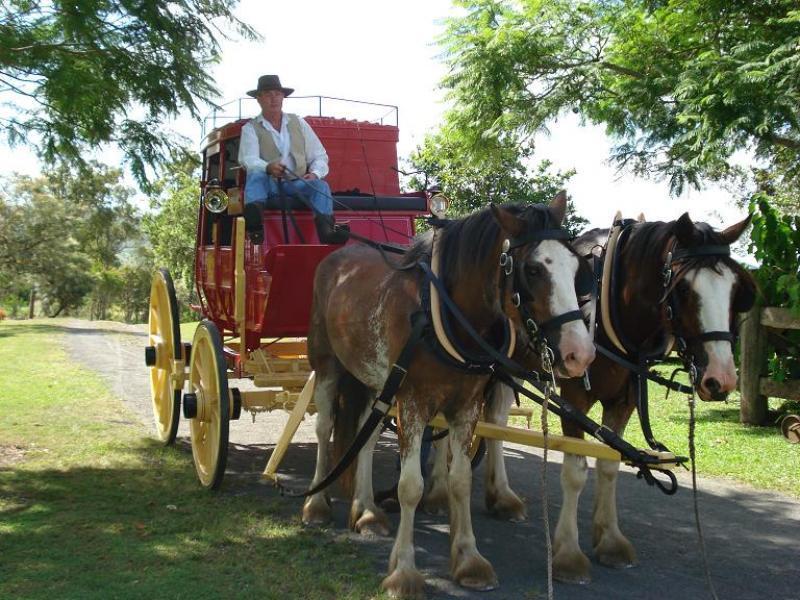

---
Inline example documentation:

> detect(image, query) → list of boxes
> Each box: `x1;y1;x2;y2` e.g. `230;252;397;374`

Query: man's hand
302;172;318;180
267;161;286;178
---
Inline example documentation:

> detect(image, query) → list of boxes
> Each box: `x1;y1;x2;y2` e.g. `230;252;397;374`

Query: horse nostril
704;378;721;394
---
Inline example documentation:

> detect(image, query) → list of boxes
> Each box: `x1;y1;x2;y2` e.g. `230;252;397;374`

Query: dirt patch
0;444;27;468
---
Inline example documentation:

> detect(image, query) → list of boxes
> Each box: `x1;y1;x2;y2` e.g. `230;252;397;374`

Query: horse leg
349;406;391;536
552;381;592;584
448;417;498;591
483;382;527;521
592;398;637;569
422;434;449;515
382;405;427;599
302;363;339;525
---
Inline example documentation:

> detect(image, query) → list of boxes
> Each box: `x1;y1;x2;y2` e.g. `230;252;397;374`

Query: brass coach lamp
204;178;229;213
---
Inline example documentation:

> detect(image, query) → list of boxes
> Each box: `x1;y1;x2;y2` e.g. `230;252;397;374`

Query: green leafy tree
1;1;257;186
748;193;800;381
143;157;201;314
1;163;139;317
440;0;800;196
407;132;587;234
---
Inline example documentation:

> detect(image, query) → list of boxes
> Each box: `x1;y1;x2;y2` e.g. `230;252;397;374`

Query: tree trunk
28;289;36;319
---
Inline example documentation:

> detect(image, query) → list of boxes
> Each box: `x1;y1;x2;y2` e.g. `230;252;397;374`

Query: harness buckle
499;253;513;275
526;318;538;334
511;292;520;307
501;239;510;253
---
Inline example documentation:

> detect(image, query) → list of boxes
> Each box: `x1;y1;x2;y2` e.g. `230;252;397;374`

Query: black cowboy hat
247;74;294;98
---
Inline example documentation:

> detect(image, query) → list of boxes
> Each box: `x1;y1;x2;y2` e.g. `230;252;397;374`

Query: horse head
491;192;595;379
666;213;757;400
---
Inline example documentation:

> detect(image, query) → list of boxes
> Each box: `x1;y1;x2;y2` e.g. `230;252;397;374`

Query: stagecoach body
194;102;429;352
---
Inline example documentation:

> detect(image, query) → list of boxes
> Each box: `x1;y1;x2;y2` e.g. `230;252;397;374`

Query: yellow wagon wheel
146;268;183;445
183;320;230;489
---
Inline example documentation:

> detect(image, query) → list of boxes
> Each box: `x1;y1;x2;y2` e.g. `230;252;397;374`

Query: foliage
0;0;257;187
143;157;200;316
407;131;588;235
440;0;800;196
0;163;140;318
748;192;800;381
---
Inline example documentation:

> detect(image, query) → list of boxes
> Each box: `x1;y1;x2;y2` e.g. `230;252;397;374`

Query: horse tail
332;370;370;499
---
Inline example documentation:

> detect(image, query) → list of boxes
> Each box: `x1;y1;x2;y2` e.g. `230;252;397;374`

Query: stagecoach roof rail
200;95;399;138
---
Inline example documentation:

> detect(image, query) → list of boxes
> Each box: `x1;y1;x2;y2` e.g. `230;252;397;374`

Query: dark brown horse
303;194;595;598
468;212;756;585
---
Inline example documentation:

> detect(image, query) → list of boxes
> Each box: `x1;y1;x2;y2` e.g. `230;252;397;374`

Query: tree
407;131;587;234
0;163;140;317
439;0;800;196
143;156;201;314
1;1;257;187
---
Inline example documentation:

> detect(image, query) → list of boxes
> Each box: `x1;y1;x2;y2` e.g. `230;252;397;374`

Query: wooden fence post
739;303;768;425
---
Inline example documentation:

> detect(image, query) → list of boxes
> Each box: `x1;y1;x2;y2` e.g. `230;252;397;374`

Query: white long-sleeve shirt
237;113;329;179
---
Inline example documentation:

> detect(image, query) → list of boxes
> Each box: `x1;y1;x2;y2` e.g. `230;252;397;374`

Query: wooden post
739;303;768;425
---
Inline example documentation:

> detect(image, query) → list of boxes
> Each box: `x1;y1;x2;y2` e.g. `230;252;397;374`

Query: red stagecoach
145;96;440;488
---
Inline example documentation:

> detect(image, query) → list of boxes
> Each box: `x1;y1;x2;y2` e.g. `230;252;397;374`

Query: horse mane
622;219;755;293
402;203;558;289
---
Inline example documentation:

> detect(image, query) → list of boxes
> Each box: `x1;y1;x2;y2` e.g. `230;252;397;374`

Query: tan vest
251;114;307;178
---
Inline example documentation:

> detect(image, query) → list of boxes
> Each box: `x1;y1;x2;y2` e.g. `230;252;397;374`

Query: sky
4;0;750;232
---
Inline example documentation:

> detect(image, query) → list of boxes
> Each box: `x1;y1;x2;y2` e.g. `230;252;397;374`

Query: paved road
63;320;800;600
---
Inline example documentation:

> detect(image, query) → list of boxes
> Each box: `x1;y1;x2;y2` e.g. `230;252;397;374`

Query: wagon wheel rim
189;321;230;489
148;268;182;444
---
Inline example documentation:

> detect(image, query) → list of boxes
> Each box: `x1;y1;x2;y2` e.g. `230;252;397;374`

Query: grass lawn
509;364;800;497
0;320;385;599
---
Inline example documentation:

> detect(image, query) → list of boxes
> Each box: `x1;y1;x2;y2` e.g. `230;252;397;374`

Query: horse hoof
382;568;426;599
352;507;391;537
486;492;527;522
553;548;591;585
302;496;331;526
452;554;498;591
594;534;637;569
422;490;448;516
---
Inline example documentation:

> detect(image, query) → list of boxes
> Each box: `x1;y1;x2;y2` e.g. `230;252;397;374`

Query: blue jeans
244;170;332;215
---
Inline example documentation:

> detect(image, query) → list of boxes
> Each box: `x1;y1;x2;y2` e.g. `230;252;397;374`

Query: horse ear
549;190;567;225
489;203;525;237
719;214;752;245
674;212;696;245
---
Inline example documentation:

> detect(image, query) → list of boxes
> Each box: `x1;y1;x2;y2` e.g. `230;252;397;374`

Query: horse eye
526;263;545;278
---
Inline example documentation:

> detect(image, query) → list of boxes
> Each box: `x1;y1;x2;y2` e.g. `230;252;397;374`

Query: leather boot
314;213;349;244
244;201;266;244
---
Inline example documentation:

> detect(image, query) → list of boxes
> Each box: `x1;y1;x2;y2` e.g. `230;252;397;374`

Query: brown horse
303;194;595;598
468;212;756;585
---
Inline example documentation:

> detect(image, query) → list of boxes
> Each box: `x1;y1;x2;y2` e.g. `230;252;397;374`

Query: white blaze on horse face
689;265;737;395
533;240;595;377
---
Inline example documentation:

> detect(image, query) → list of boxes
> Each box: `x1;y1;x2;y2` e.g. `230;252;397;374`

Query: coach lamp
204;178;229;213
428;191;449;219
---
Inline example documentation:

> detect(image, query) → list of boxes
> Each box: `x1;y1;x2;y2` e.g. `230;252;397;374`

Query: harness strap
594;344;693;394
634;356;670;453
287;311;429;498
